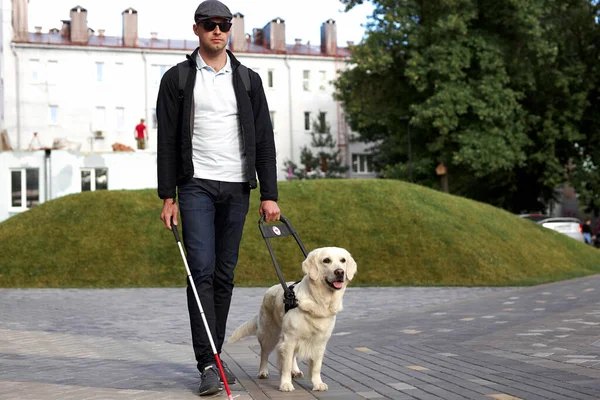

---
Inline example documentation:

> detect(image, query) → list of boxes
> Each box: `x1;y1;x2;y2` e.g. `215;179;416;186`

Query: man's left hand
259;200;280;223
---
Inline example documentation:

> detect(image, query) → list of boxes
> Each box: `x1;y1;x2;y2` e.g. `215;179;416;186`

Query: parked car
519;214;585;242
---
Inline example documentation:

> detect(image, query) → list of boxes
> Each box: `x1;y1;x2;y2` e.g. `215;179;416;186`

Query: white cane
171;219;233;400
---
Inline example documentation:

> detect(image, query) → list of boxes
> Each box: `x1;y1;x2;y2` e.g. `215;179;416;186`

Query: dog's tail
228;315;258;343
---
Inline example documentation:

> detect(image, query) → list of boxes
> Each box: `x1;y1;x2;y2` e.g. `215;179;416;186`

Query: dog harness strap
284;280;302;314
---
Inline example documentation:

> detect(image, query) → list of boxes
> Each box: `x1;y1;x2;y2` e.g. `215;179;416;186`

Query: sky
27;0;375;47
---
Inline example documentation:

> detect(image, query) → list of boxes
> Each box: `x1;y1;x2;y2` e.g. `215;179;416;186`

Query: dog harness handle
258;215;308;313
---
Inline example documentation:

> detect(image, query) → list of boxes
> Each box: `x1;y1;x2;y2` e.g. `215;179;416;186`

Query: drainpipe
284;55;294;161
44;149;52;202
11;44;22;149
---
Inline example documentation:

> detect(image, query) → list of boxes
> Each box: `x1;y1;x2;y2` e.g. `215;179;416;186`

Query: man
134;118;147;150
156;0;280;396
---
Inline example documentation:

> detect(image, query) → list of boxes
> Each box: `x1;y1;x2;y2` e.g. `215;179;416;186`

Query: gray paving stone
1;276;600;399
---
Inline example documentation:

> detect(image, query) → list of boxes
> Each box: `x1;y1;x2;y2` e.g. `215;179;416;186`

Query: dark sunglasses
199;20;232;32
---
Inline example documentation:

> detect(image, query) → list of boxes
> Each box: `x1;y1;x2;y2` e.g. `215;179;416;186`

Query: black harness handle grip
258;214;308;312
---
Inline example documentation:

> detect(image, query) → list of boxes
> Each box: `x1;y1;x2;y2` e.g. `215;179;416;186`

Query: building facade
0;1;376;222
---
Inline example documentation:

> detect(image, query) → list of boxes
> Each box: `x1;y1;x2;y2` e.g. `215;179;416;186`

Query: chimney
295;38;302;45
263;18;285;52
231;12;246;51
320;19;337;55
253;28;264;46
34;26;42;34
98;29;105;37
61;20;71;39
70;5;89;44
245;33;251;46
150;32;158;40
87;27;95;36
347;40;354;47
12;0;29;42
122;7;138;47
49;28;60;34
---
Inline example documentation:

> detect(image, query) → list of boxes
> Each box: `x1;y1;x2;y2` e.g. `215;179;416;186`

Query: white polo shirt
192;53;247;182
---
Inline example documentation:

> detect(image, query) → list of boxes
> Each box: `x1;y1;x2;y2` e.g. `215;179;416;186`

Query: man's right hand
160;199;179;230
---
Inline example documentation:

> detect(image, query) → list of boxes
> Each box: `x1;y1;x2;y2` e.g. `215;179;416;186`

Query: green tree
336;0;600;213
283;113;349;179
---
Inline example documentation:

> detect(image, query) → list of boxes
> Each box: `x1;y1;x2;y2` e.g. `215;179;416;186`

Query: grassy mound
0;179;598;288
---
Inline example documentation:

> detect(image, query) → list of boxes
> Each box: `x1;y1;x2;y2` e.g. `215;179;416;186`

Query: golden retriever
228;247;357;392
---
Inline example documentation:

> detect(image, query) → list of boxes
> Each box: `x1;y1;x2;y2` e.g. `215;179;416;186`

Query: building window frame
30;59;40;83
10;168;40;210
153;64;168;86
319;70;327;91
115;107;125;132
94;106;106;132
352;154;374;174
303;70;311;91
47;60;59;85
304;111;311;131
267;69;274;89
318;111;327;126
270;111;276;131
49;105;58;125
81;168;109;192
96;62;104;82
152;108;158;129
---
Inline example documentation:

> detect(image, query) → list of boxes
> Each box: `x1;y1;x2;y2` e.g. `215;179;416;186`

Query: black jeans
178;178;250;371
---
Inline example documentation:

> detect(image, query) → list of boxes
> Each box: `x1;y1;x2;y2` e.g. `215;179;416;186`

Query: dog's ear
302;250;320;281
346;253;357;281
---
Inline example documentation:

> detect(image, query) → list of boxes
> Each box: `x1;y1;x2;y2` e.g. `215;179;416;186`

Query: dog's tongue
333;281;343;289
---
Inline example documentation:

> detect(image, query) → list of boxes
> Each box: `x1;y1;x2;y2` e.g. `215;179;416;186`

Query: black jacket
156;48;278;202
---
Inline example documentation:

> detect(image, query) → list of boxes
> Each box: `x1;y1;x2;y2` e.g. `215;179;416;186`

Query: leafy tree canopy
336;0;600;214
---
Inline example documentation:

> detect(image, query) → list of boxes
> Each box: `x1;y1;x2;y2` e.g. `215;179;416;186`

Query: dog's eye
323;258;331;263
340;258;346;263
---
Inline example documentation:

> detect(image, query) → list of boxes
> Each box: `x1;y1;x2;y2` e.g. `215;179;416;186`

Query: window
49;105;58;124
352;154;374;174
47;60;59;84
30;59;40;83
319;111;327;125
11;168;40;209
94;107;106;130
81;168;108;192
116;107;125;131
96;62;104;82
152;108;158;129
304;112;311;131
270;111;276;130
267;69;274;88
114;62;124;85
153;64;168;86
303;70;310;91
319;71;327;91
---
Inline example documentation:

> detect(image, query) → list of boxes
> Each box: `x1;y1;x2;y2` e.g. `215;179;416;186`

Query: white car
520;214;585;242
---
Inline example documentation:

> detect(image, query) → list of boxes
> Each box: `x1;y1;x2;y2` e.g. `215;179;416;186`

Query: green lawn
0;179;598;288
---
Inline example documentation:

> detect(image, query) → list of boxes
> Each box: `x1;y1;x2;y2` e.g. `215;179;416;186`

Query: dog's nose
334;269;344;277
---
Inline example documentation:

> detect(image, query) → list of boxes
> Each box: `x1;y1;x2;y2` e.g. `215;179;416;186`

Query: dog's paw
291;370;304;378
312;382;328;391
257;371;269;379
279;381;295;392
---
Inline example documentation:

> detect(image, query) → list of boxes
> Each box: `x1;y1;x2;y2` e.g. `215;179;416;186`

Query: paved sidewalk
1;275;599;399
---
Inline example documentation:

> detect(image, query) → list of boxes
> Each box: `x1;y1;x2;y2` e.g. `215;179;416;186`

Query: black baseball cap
194;0;233;22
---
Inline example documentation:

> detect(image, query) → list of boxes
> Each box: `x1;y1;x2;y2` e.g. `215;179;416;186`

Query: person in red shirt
134;119;148;150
